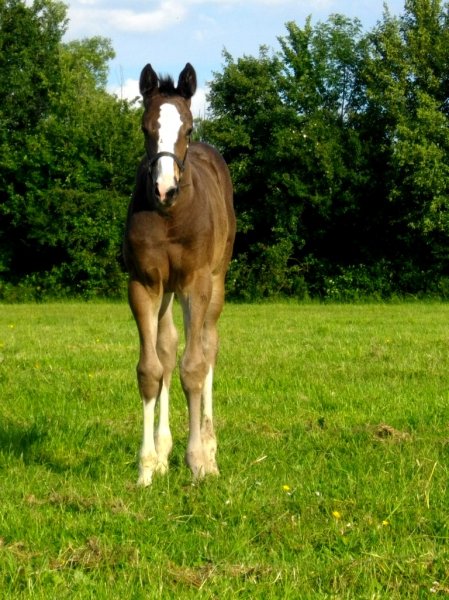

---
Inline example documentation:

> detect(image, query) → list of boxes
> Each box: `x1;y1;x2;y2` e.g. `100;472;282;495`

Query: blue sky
64;0;406;115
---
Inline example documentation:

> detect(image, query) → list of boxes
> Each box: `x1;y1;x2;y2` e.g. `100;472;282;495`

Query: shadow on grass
0;417;136;480
0;418;48;458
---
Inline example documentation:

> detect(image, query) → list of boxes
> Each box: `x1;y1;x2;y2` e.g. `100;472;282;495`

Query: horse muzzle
154;179;179;207
148;151;185;208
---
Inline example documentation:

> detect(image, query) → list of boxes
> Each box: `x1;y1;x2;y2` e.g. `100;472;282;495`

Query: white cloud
186;0;301;3
68;1;187;35
191;87;208;118
186;0;330;5
67;0;323;36
109;79;209;118
108;2;187;32
109;78;140;103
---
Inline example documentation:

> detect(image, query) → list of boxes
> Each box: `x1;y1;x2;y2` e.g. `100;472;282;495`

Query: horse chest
164;237;210;288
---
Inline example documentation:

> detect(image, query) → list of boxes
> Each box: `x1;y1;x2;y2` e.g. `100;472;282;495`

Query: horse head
139;63;197;208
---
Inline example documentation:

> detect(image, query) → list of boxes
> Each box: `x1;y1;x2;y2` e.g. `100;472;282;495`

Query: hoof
155;433;173;468
154;460;169;475
185;449;220;480
201;427;219;476
204;461;220;476
185;450;205;480
137;453;159;487
137;472;153;487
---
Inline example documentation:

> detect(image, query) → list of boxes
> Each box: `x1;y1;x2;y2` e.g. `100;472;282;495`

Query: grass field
1;301;449;598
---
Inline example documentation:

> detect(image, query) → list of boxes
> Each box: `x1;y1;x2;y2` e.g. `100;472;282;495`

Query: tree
0;0;67;279
277;16;370;269
202;3;449;299
3;1;449;300
0;0;67;131
364;0;449;289
203;16;369;298
0;1;142;298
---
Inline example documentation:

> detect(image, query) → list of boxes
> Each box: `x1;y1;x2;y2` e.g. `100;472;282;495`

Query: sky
63;0;406;116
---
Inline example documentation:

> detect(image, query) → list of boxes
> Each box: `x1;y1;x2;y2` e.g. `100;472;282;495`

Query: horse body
124;63;235;486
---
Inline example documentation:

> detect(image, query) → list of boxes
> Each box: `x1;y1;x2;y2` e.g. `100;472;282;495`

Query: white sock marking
155;383;173;464
157;382;170;437
203;366;214;421
141;397;156;458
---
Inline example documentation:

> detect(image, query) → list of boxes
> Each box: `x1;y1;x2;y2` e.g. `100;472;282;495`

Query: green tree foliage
203;49;293;298
0;0;141;299
0;0;66;131
2;0;449;300
202;1;449;299
203;15;369;298
364;0;449;286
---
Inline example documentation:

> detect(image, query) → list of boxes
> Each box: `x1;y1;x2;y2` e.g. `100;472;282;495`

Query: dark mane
158;75;177;96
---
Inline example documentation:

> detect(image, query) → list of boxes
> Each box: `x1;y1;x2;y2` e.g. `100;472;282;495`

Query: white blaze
157;103;182;199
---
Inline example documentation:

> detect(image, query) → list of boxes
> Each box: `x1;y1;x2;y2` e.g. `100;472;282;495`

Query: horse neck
177;161;194;198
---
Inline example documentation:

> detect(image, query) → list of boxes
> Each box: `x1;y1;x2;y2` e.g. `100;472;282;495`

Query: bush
321;262;395;302
226;239;308;301
0;189;129;301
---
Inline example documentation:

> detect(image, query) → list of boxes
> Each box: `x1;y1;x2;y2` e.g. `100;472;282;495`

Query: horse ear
139;64;159;105
177;63;197;100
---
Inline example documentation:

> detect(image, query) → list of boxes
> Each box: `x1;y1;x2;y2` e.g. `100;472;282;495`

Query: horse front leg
199;275;225;475
129;279;166;487
154;293;178;474
200;364;219;475
179;279;213;479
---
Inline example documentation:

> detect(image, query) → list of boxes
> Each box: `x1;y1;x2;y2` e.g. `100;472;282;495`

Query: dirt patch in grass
374;423;411;442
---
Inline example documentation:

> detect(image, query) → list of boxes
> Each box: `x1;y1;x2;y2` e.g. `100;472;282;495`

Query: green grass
1;302;449;598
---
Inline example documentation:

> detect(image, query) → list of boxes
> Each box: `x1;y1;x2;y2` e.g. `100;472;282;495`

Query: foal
123;63;235;486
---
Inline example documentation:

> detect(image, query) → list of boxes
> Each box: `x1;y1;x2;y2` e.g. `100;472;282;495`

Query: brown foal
123;63;235;485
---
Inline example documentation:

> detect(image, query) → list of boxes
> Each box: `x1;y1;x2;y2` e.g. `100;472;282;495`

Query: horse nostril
155;183;178;206
165;186;178;201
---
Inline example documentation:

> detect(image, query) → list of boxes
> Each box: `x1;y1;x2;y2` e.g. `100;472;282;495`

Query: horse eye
186;127;193;137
